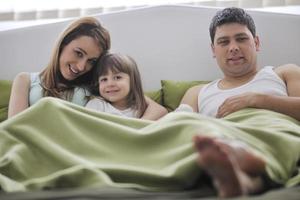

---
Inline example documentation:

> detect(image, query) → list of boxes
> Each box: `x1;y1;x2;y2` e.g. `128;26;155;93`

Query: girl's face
59;36;101;80
99;69;131;110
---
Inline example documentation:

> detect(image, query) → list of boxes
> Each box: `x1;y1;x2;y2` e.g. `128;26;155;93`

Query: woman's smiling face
59;36;102;80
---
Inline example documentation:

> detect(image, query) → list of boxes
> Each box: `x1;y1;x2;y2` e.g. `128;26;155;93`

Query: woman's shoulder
14;72;30;80
13;72;31;85
13;72;41;85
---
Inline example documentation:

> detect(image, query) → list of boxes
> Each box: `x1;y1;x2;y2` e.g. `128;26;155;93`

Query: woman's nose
77;59;87;72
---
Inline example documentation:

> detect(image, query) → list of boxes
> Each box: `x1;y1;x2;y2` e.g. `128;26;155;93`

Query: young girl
86;53;166;119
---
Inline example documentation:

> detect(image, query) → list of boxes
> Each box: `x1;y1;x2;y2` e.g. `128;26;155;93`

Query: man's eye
218;40;228;45
237;37;248;42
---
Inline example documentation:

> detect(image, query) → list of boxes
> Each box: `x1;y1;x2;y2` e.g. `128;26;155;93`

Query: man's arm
218;64;300;120
180;85;202;112
264;64;300;120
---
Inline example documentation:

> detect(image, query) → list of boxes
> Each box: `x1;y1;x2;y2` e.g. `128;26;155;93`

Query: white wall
1;0;300;21
0;5;299;91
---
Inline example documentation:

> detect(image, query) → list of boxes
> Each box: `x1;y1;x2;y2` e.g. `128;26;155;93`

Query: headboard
0;5;300;91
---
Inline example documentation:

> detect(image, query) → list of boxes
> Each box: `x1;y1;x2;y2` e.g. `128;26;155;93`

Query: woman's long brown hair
40;17;111;100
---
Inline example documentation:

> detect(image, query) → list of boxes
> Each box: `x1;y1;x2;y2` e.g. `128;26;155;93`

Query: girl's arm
8;72;31;118
141;96;168;120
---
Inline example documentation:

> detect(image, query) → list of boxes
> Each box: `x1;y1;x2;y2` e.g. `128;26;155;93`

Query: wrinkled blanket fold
0;97;299;192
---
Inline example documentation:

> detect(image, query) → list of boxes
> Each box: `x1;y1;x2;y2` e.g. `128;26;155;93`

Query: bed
0;4;300;200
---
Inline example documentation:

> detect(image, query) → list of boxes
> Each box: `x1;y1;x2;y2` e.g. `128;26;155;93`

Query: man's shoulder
188;84;205;94
274;64;299;71
274;63;300;74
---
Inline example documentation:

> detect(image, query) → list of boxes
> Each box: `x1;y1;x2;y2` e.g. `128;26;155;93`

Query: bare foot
193;135;265;198
215;138;265;176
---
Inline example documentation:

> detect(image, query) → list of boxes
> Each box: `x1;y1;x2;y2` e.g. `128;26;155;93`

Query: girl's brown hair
40;17;111;100
92;53;147;117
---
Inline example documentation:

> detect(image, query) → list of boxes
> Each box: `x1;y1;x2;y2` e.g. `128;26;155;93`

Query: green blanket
0;97;300;192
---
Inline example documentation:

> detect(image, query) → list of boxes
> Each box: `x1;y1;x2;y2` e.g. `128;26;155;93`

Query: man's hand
216;92;262;118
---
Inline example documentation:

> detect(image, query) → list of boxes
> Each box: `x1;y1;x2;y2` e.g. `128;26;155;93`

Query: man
180;7;300;197
182;8;300;120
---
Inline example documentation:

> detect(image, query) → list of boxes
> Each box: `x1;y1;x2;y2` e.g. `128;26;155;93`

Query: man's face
211;23;260;78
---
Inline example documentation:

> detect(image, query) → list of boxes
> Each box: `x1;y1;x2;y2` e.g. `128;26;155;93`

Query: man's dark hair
209;7;256;43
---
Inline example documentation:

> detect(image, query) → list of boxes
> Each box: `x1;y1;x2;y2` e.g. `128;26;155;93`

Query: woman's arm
141;96;168;120
8;72;31;118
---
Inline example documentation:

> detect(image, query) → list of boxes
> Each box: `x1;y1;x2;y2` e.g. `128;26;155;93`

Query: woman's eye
75;50;83;57
114;76;122;80
88;59;97;66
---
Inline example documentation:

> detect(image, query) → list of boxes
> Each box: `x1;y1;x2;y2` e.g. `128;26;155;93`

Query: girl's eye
115;76;122;80
99;78;107;82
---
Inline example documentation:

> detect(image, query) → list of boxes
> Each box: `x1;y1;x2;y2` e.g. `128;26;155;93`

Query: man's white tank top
198;66;288;117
